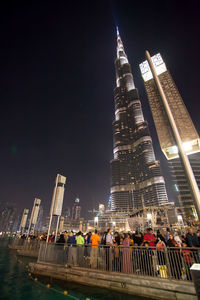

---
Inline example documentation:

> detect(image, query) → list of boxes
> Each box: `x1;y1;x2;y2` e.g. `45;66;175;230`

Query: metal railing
9;238;26;248
38;244;199;281
21;239;41;251
9;238;42;251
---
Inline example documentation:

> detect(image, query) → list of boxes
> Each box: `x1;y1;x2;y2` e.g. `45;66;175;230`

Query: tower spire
115;29;135;90
116;26;119;36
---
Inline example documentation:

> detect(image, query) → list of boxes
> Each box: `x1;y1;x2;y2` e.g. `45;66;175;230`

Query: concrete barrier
29;262;197;300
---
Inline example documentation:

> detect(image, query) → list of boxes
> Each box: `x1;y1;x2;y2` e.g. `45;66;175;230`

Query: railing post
165;247;172;279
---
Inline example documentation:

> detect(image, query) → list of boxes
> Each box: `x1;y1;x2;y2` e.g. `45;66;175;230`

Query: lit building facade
71;197;81;220
110;30;168;211
140;53;200;218
0;203;18;233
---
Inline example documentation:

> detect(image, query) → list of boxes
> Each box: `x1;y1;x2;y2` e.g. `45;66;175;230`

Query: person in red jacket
143;228;156;247
181;241;194;280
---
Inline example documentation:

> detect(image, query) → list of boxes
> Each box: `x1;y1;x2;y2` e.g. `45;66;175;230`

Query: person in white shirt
105;228;113;270
174;232;182;247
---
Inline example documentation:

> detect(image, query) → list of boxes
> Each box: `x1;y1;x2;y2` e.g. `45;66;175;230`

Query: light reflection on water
0;238;150;300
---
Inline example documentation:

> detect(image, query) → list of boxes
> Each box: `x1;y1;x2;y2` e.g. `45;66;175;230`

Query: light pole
27;198;41;236
19;209;29;234
46;174;66;244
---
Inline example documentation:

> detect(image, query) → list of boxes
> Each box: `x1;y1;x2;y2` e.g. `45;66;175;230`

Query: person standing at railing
156;237;167;278
186;228;200;263
167;233;182;279
174;232;182;247
121;233;133;274
156;230;166;244
186;228;199;248
134;232;143;246
90;229;100;269
56;234;65;244
196;230;200;245
143;228;156;247
106;228;113;271
113;232;121;272
63;231;68;243
181;241;194;280
67;231;77;267
76;231;84;267
140;241;154;276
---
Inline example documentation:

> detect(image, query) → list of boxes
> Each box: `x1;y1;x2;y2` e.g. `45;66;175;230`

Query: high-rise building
0;203;18;233
110;29;168;211
71;197;81;220
63;207;71;219
140;53;200;218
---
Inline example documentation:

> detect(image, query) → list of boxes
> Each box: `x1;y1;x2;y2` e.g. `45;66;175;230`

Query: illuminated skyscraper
140;52;200;218
110;29;168;211
71;197;81;220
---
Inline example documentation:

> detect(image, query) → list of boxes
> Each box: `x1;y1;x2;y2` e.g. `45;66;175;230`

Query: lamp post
46;174;66;244
19;209;29;234
27;198;41;236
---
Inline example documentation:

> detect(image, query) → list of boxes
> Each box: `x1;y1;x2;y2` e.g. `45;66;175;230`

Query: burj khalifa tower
110;28;168;211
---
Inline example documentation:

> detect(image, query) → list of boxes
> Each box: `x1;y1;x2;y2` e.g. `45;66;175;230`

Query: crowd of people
18;227;200;279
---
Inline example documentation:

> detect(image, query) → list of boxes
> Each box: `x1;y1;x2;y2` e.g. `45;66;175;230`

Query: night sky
0;1;199;217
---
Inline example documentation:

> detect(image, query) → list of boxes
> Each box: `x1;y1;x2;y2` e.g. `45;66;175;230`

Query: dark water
0;238;150;300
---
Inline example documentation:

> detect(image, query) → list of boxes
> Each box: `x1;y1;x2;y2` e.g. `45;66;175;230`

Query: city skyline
0;1;199;217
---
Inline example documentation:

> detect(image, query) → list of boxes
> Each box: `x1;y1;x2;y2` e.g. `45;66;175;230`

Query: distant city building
0;203;18;233
99;204;105;213
110;29;168;211
140;53;200;218
71;197;81;220
107;195;112;210
63;206;70;219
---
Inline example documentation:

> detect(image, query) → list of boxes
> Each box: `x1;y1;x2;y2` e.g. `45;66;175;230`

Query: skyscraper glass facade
110;33;168;211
